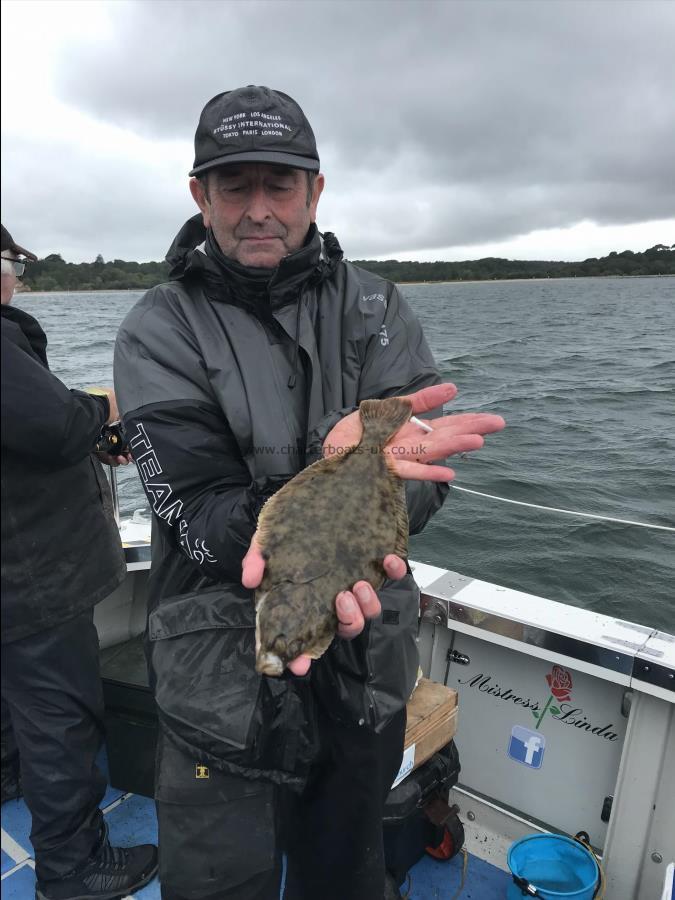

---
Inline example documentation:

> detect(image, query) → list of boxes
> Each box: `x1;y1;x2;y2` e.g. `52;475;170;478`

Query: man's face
189;163;324;268
1;251;19;305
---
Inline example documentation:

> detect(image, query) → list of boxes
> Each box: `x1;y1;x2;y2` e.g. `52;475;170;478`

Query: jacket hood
165;214;207;277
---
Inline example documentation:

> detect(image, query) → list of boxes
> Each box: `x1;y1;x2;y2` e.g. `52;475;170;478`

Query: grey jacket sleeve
114;291;286;582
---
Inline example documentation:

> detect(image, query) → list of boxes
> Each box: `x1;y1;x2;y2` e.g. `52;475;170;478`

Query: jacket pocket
311;572;420;732
148;584;317;789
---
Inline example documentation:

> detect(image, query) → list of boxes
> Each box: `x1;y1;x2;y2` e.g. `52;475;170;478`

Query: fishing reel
95;422;129;455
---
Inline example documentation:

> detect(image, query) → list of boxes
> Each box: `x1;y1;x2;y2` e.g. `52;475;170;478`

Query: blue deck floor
1;753;511;899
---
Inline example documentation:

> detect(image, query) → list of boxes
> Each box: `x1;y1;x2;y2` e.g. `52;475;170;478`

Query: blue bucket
507;834;599;900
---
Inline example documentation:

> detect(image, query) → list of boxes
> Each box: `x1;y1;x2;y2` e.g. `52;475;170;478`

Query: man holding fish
115;85;504;900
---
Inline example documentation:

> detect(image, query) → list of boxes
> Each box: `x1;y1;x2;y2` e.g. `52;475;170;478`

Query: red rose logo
546;665;573;703
534;665;574;729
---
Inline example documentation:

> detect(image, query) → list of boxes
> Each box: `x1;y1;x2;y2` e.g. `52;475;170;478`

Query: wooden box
399;678;458;781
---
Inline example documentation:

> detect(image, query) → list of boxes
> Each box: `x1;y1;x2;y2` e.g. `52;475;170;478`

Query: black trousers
1;609;107;881
1;695;21;795
157;705;407;900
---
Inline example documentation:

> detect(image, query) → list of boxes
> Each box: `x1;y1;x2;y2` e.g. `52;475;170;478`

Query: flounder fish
255;396;413;676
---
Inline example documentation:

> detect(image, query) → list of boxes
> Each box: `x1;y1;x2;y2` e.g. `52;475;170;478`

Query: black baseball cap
1;225;37;260
190;85;320;177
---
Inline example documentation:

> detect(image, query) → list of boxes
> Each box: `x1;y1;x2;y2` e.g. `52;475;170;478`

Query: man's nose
244;185;272;222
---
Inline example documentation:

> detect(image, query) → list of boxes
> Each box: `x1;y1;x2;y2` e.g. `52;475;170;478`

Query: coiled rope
449;485;675;533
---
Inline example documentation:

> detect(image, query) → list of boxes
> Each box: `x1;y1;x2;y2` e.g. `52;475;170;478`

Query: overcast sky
1;0;674;264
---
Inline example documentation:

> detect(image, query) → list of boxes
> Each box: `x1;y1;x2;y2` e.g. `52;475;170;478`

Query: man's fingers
383;555;407;580
393;432;485;459
242;538;265;589
335;582;384;638
336;590;366;638
406;383;457;414
96;451;131;468
427;412;506;436
391;461;456;481
288;655;311;677
353;582;382;619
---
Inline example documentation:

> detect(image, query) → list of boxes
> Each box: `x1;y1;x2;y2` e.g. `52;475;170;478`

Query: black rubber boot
35;828;158;900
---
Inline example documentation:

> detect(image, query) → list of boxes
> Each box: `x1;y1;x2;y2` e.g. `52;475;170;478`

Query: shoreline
396;273;675;286
16;272;675;295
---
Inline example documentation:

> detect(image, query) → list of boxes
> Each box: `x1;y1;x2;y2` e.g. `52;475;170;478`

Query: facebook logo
507;725;546;769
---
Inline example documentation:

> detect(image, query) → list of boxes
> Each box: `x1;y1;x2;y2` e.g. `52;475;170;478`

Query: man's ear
309;173;325;223
189;177;211;227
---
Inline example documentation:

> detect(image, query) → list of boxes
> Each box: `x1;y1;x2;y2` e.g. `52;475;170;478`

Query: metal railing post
107;465;121;527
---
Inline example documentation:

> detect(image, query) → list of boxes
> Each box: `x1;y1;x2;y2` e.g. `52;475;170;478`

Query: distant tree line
352;243;675;283
22;254;171;292
19;244;675;293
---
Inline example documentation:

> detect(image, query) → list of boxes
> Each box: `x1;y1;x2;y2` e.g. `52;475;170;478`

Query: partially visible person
1;224;158;899
0;228;36;805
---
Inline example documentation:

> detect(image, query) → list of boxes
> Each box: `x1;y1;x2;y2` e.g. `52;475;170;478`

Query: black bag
148;583;318;790
383;743;463;884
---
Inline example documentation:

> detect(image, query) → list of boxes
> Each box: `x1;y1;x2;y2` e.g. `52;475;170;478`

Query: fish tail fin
358;397;413;448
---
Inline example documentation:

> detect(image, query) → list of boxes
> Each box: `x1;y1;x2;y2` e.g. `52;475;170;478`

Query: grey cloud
8;0;675;259
1;136;193;262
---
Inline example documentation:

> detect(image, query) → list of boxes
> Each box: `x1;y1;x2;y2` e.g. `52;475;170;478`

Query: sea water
16;275;675;631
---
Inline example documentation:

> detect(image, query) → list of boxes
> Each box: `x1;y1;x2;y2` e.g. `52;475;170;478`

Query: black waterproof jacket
1;305;127;643
114;220;449;783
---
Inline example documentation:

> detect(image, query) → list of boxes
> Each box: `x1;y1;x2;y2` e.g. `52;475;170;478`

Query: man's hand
102;388;121;426
85;386;120;425
95;450;132;467
87;387;130;465
242;537;406;676
323;383;505;481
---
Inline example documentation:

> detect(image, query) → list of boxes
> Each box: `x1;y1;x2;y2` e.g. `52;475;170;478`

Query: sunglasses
0;256;26;276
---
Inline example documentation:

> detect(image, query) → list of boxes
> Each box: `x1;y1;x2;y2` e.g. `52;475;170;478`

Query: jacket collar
165;215;343;313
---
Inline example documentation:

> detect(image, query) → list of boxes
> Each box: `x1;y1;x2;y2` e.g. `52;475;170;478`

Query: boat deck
1;752;511;899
